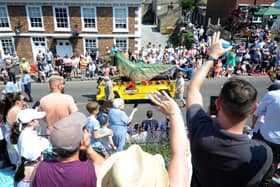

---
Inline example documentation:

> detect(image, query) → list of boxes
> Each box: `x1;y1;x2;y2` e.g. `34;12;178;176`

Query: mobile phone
210;96;219;116
133;103;138;108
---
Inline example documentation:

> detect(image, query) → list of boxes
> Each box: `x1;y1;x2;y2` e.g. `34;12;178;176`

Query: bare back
39;93;78;131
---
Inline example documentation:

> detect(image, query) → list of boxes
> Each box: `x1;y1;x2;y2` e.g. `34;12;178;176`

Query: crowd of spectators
1;29;280;187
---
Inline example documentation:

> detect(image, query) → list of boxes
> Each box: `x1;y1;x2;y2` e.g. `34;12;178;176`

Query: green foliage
169;34;180;48
184;31;194;49
180;0;195;11
125;139;171;167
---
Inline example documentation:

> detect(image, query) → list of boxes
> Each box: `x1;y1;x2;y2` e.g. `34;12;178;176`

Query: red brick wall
69;7;81;32
129;7;136;34
97;7;113;34
99;39;114;55
238;0;275;5
42;6;54;33
8;6;28;33
14;37;32;61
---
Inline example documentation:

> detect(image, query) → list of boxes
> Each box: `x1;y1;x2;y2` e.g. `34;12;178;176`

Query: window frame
114;37;128;51
113;7;128;32
26;6;44;31
53;6;71;32
81;7;98;32
0;37;15;56
0;5;11;31
84;38;99;57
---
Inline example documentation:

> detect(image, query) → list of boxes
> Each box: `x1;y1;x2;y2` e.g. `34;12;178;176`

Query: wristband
206;55;218;61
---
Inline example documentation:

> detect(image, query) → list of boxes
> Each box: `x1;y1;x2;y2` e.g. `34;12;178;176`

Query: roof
0;0;142;6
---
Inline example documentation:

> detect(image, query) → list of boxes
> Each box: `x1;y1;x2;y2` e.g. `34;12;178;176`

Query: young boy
85;102;112;158
21;70;33;102
96;113;116;154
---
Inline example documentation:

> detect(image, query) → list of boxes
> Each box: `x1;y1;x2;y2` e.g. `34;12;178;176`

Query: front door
56;40;73;57
31;37;47;62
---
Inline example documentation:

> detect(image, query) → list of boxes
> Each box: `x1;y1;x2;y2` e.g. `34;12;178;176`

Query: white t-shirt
256;90;280;144
18;128;50;161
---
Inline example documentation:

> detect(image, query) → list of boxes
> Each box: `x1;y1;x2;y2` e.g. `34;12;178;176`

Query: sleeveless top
33;160;97;187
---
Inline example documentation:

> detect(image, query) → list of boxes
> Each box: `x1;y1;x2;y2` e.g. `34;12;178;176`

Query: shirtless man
39;75;78;133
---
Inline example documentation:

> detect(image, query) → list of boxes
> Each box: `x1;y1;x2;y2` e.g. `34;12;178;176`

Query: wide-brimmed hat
97;144;169;187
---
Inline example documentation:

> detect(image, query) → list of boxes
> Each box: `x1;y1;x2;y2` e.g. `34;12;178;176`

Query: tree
184;31;194;49
180;0;195;11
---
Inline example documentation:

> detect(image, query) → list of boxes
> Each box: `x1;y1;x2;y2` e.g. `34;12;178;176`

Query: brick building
0;0;142;62
206;0;275;25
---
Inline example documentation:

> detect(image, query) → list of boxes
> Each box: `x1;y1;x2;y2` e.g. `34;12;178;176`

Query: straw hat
97;144;169;187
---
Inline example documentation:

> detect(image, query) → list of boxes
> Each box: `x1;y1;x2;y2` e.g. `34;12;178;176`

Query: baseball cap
267;83;280;91
50;112;87;154
97;144;169;187
17;109;46;124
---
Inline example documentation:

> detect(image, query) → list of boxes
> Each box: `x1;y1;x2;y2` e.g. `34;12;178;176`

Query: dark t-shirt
141;119;159;133
187;104;272;187
33;160;97;187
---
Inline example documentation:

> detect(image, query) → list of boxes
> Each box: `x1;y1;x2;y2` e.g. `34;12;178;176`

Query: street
0;76;272;127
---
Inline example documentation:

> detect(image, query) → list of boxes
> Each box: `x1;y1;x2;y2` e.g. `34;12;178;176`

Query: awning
254;7;280;16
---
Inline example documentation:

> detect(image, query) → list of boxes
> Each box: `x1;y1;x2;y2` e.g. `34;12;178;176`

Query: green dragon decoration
112;52;175;81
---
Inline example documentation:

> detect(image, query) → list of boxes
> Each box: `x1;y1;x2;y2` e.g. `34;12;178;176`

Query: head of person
13;92;25;108
10;109;45;145
86;101;100;115
113;98;125;110
146;110;153;119
104;76;110;82
97;144;169;187
17;108;46;130
97;113;109;127
217;78;257;121
21;57;26;62
50;112;87;159
177;72;183;78
49;75;65;93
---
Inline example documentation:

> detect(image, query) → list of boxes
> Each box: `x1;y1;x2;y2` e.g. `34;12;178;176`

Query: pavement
141;24;169;48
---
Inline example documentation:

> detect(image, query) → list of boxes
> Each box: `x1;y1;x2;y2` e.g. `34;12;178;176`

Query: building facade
206;0;275;25
0;0;142;62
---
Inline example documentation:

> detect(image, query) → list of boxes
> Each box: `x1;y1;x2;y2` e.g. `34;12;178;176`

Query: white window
0;37;15;55
113;7;128;32
26;6;44;31
85;38;98;53
53;6;70;31
252;16;262;23
81;7;97;31
0;6;10;30
115;38;128;51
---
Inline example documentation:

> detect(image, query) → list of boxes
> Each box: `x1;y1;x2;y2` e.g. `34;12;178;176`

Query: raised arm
187;32;232;108
149;91;190;187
